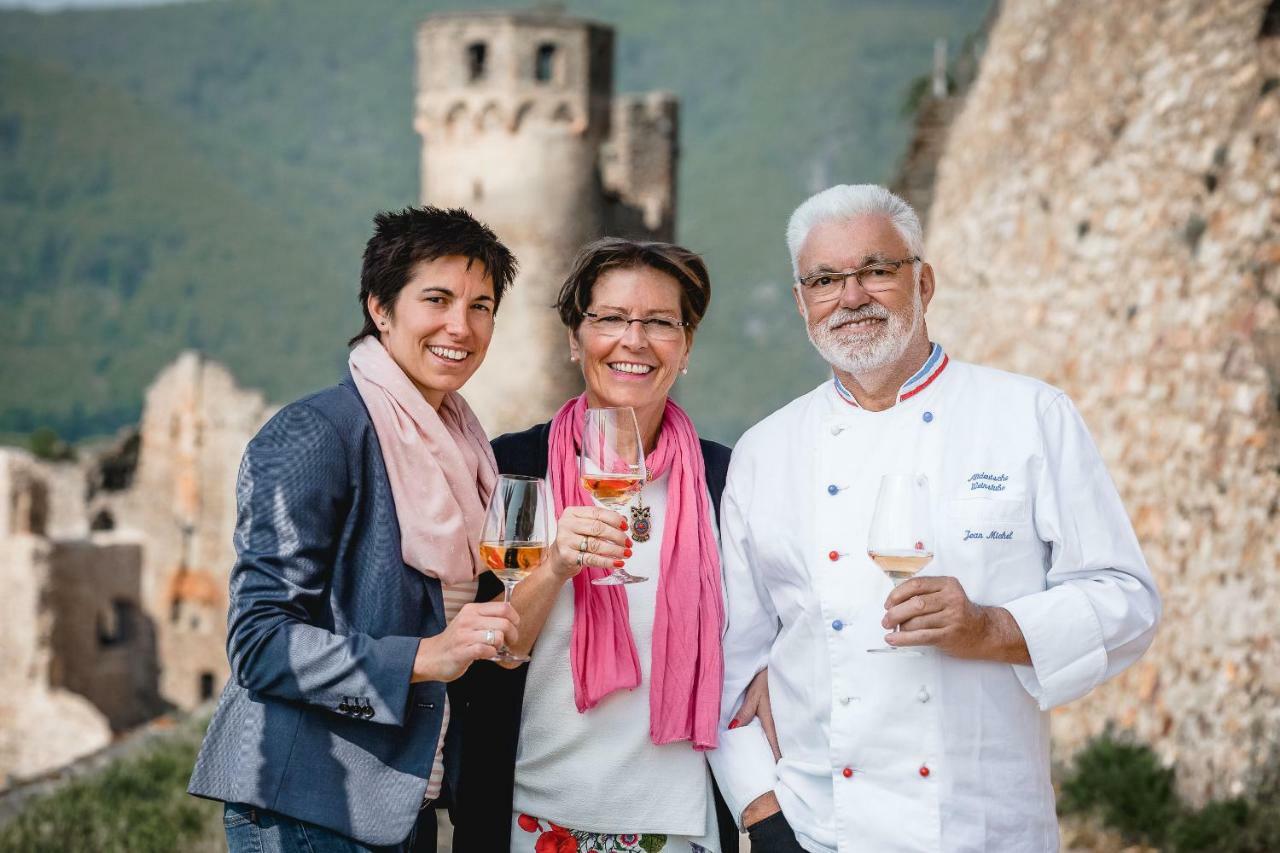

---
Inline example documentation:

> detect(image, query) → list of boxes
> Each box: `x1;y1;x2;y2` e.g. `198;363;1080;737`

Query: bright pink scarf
548;395;723;750
348;337;497;584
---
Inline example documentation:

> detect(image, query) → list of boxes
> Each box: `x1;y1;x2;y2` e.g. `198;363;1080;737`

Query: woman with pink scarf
189;207;520;853
451;239;739;853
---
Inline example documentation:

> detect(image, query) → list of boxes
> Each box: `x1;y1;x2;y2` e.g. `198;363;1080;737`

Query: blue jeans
223;802;437;853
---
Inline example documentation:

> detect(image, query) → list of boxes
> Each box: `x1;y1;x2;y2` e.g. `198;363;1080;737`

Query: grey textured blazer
188;374;452;847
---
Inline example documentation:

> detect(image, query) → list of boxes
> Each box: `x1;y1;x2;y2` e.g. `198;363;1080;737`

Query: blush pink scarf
348;337;497;584
548;394;723;750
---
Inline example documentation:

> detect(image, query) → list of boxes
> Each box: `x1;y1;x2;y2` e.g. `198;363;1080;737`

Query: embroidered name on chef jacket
963;529;1016;541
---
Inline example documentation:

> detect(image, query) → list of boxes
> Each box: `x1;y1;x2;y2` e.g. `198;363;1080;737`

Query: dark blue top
188;375;453;847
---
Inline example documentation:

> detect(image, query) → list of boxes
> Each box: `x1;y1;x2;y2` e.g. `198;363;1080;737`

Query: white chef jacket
707;347;1160;853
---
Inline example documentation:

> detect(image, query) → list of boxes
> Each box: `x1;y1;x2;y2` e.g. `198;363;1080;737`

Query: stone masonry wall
116;352;272;710
46;540;159;731
0;532;113;785
926;0;1280;802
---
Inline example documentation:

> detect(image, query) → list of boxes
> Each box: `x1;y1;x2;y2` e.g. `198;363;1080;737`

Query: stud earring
681;366;689;375
570;354;579;363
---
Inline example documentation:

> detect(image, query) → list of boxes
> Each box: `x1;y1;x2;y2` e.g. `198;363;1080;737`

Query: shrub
28;426;74;462
1059;728;1280;852
1058;726;1179;844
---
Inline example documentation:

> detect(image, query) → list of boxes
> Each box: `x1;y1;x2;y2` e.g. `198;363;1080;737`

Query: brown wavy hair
555;238;711;333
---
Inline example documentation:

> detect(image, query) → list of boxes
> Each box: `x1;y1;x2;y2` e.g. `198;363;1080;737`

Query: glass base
494;646;530;664
867;646;923;656
591;570;648;585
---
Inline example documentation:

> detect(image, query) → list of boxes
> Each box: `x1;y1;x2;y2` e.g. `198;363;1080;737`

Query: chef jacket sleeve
707;460;782;827
1003;392;1160;711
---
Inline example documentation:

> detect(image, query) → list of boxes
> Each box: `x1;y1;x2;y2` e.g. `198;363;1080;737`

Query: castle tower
415;11;678;434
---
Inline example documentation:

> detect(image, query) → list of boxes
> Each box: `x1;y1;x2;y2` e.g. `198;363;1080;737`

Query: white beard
803;283;923;376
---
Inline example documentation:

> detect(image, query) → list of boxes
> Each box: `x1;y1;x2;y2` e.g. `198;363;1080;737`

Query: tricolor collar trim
833;343;949;409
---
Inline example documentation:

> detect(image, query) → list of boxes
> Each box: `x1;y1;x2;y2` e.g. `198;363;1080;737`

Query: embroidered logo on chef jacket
967;471;1008;492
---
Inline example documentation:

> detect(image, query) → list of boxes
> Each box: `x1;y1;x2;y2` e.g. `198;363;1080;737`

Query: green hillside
0;0;989;444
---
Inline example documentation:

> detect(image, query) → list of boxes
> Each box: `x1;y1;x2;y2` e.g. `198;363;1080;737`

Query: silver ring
576;552;585;566
578;537;589;552
484;629;496;646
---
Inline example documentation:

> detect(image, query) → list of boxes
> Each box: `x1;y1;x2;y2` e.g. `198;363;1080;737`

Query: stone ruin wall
925;0;1280;802
109;353;273;711
0;455;116;784
0;353;271;784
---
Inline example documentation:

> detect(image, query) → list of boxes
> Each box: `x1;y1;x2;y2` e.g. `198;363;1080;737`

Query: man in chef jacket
708;184;1160;853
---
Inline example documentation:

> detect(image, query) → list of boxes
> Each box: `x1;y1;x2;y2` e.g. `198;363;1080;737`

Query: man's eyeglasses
582;312;689;342
795;256;920;304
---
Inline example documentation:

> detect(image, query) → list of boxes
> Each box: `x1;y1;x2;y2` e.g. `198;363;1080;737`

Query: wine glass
479;474;551;664
866;473;933;655
579;406;647;585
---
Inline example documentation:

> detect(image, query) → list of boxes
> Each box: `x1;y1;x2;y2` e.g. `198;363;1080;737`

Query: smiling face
367;255;496;408
794;213;933;377
568;265;691;419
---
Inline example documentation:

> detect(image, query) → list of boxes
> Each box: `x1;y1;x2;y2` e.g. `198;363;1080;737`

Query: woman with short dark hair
453;238;739;853
189;206;520;853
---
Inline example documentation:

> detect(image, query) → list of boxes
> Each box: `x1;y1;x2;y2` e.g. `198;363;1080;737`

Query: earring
570;354;579;363
681;366;689;375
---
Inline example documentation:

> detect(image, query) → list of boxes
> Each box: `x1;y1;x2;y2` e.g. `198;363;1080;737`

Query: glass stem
891;576;905;637
499;579;519;655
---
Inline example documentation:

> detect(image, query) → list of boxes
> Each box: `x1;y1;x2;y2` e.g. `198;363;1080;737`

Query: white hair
786;184;924;276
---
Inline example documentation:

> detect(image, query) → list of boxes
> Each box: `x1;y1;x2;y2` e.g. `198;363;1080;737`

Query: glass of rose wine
479;474;551;664
579;406;647;585
866;473;933;656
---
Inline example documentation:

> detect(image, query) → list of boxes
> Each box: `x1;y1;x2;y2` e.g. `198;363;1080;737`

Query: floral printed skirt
510;812;716;853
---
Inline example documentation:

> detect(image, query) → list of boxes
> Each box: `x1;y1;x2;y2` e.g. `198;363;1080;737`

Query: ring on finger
576;552;585;566
484;628;496;646
578;537;589;553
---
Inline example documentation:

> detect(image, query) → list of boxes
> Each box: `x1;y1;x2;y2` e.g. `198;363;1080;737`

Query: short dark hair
555;238;711;332
350;206;517;345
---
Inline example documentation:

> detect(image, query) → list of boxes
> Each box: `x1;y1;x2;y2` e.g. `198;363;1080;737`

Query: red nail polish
613;560;625;568
626;537;633;547
728;719;740;729
620;519;628;531
624;549;633;558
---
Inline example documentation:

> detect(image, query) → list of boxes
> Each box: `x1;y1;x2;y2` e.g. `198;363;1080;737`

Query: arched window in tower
535;43;558;83
90;508;115;531
467;42;488;82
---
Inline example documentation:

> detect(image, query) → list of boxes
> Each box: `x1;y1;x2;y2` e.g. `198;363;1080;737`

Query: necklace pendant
630;500;652;542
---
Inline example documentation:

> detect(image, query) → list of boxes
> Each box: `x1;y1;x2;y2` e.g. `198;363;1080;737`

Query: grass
0;723;221;853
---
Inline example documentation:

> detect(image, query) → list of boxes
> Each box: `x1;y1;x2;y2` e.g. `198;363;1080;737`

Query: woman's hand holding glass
579;406;648;584
410;600;520;683
547;506;632;581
